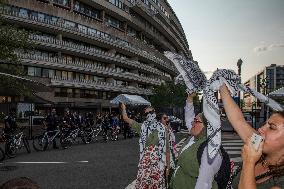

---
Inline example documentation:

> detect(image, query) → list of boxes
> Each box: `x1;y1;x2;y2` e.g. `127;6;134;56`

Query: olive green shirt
169;132;218;189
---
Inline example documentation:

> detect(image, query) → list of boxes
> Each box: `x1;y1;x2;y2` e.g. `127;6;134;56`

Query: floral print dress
131;113;177;189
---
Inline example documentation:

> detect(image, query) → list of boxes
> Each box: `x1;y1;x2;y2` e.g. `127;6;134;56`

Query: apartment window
73;1;101;20
42;68;49;78
53;0;71;8
28;67;35;76
19;8;28;18
105;15;124;30
64;20;76;29
55;70;62;78
49;70;55;78
34;67;42;77
67;72;73;80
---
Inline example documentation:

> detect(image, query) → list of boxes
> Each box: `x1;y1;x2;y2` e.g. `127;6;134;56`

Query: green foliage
0;0;34;96
150;82;187;108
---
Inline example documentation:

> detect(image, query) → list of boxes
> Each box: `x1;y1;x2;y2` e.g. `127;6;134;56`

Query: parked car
169;116;182;132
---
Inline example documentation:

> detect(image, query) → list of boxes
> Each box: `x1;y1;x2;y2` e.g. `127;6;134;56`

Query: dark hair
273;111;284;118
0;177;40;189
156;112;167;122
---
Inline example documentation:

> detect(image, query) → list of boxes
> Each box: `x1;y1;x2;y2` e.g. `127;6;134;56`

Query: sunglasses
193;118;203;123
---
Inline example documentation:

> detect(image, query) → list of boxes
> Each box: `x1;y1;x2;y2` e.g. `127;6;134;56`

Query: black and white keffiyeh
139;112;176;170
164;51;206;93
203;69;240;161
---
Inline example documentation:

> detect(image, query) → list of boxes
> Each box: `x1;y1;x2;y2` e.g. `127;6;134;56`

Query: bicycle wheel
5;140;17;158
80;131;88;144
33;135;47;151
23;138;31;153
0;147;5;162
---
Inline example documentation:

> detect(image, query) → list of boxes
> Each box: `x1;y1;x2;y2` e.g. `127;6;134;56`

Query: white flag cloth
110;94;151;106
164;51;206;93
203;69;240;161
239;84;283;112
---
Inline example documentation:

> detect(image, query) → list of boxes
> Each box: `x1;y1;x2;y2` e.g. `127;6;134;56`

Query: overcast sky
167;0;284;81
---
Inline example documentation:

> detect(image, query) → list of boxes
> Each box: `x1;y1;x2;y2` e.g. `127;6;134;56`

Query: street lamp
237;59;243;78
237;59;243;107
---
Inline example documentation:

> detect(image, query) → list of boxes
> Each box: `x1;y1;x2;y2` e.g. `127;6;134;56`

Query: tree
0;0;34;96
150;81;187;108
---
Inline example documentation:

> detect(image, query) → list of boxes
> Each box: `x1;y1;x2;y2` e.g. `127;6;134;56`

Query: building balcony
50;76;153;95
17;52;162;86
0;6;177;73
128;0;186;55
29;34;164;76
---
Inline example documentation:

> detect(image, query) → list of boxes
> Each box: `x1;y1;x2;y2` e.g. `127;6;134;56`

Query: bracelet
121;109;127;115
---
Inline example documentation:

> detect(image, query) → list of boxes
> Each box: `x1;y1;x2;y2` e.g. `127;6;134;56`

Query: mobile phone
250;133;263;151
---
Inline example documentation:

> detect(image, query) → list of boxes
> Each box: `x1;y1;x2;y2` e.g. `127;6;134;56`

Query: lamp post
237;59;243;107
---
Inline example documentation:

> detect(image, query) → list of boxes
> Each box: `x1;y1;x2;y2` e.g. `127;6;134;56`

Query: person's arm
219;85;256;141
184;93;195;132
120;103;135;126
238;139;264;189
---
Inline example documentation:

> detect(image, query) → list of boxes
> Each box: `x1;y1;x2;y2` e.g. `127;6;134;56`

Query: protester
120;103;176;189
219;84;284;188
169;93;230;189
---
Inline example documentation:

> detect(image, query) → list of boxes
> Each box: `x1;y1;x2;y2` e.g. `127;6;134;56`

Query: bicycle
60;126;87;148
33;127;61;151
4;128;31;158
83;124;103;143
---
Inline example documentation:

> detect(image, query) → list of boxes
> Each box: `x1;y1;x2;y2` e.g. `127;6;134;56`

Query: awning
110;94;151;106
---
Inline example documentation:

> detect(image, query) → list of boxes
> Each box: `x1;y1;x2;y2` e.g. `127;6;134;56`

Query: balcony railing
17;52;162;85
129;1;185;55
29;34;164;76
0;7;177;73
51;76;153;95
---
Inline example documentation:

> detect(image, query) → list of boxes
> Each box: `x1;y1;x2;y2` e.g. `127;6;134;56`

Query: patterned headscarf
203;69;240;162
164;51;206;94
139;112;176;170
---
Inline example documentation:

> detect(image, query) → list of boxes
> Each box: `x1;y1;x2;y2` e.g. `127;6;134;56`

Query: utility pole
237;59;243;107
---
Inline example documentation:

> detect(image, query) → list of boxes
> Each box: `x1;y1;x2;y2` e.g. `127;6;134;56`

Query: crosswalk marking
176;136;244;164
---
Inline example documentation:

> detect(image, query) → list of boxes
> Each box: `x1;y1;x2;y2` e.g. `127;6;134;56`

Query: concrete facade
1;0;191;110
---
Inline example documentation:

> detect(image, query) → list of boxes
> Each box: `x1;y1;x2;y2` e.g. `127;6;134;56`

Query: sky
167;0;284;82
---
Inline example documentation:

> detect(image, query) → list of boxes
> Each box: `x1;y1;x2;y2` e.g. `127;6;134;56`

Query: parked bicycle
83;124;103;143
33;127;61;151
60;126;87;148
4;128;31;158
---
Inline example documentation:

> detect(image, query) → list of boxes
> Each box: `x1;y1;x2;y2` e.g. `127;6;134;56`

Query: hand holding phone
250;133;264;151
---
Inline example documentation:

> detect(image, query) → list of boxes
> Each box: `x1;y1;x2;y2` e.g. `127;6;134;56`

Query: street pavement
0;136;140;189
0;131;243;189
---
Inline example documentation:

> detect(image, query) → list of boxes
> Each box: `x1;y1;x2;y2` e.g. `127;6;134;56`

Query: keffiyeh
139;112;176;170
203;69;240;161
164;51;206;93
